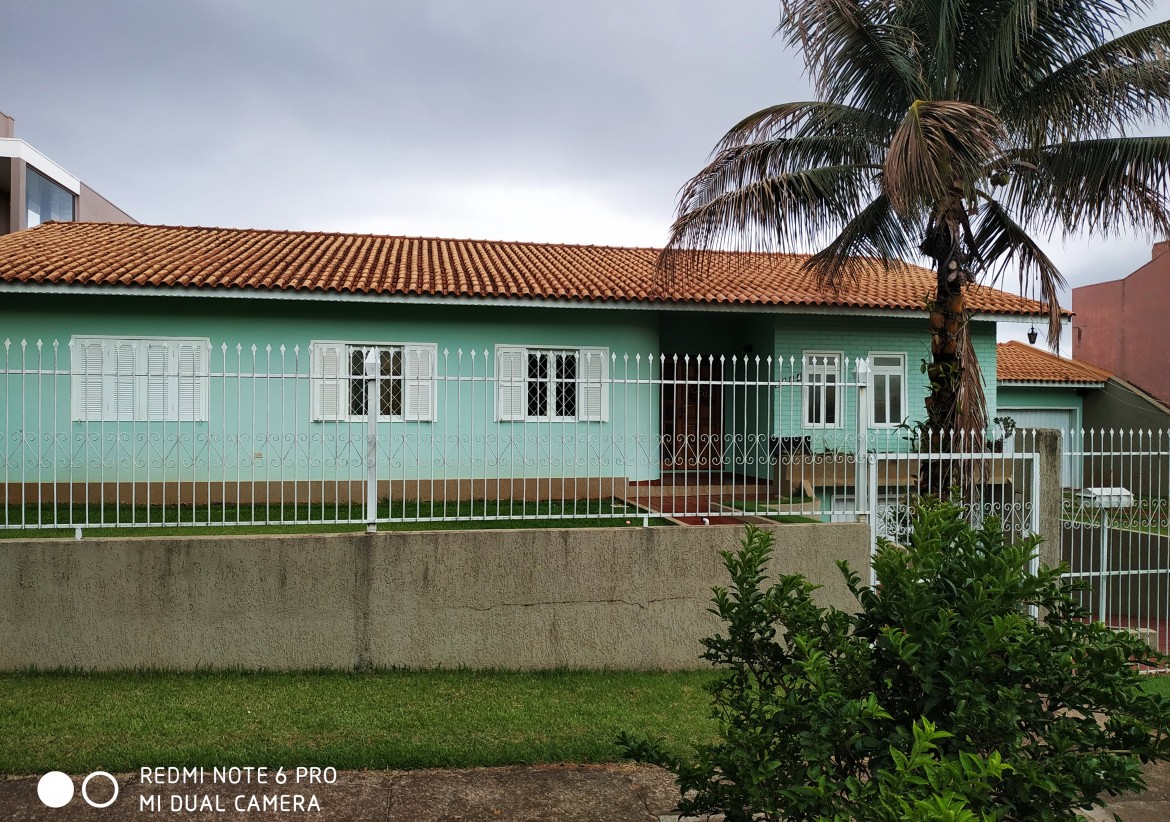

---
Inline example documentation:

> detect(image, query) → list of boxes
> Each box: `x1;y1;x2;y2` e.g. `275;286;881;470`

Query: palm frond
963;0;1046;104
777;0;925;114
964;0;1155;105
658;161;878;288
802;194;920;292
955;319;988;433
973;196;1066;348
1002;21;1170;142
695;135;884;192
1003;136;1170;237
715;101;894;153
908;0;967;97
884;100;1005;213
676;141;881;220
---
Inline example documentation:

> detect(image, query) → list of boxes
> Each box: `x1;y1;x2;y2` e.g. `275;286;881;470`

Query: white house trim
0;138;81;194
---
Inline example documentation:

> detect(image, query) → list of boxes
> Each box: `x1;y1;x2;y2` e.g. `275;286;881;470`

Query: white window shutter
108;340;138;421
576;347;609;422
496;346;526;421
144;341;171;420
311;342;347;421
71;338;105;421
177;341;209;421
403;344;437;422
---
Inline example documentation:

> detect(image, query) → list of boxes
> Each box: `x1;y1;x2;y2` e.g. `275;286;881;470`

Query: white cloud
321;178;672;247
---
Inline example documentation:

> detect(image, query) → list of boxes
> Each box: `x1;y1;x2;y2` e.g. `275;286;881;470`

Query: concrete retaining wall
0;523;868;671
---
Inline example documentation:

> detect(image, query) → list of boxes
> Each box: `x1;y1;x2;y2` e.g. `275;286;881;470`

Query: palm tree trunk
926;274;965;436
919;195;970;497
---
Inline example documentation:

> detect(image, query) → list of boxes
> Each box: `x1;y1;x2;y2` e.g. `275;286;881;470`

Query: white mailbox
1077;487;1134;510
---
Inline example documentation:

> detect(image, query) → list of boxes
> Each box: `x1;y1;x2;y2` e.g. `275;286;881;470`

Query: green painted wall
997;386;1083;413
2;293;1006;488
771;315;1000;450
2;293;664;485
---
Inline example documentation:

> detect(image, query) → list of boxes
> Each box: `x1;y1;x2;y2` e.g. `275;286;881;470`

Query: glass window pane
808;387;822;424
874;374;888;424
889;375;902;422
555;381;575;417
382;379;402;417
556;353;576;381
380;349;400;377
803;353;841;426
350;376;367;416
527;380;547;417
26;167;74;228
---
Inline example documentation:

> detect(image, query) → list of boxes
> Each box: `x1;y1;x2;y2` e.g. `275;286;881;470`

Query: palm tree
660;0;1170;437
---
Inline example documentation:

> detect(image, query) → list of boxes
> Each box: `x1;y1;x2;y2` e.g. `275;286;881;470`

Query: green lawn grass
2;497;671;539
1140;675;1170;698
0;670;717;774
4;669;1168;775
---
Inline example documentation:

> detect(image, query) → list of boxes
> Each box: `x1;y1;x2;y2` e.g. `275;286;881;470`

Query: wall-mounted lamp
1026;325;1038;345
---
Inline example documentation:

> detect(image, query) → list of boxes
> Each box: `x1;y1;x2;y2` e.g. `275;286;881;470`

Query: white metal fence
2;340;1032;535
1061;429;1170;655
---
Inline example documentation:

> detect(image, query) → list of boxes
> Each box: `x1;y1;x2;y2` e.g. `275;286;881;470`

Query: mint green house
0;223;1045;507
995;341;1114;488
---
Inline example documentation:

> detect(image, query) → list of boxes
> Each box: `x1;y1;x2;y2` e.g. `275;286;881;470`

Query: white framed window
496;346;609;422
869;353;906;427
70;336;210;422
311;341;436;422
803;351;842;427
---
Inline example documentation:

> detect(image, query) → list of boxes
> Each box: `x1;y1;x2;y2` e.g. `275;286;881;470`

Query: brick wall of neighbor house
1073;243;1170;404
0;523;869;671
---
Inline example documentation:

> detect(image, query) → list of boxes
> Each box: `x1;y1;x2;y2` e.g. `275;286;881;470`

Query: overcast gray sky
3;0;1168;349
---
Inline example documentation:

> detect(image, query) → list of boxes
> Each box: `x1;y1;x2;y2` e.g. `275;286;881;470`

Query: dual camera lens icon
37;771;119;809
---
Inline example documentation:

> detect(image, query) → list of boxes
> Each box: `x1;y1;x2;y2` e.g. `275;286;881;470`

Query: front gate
864;448;1041;586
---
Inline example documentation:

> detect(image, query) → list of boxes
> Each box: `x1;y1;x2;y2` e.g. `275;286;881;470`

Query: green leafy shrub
620;498;1170;821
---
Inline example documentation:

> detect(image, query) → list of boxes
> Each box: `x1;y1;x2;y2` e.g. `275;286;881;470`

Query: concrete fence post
364;348;379;534
1031;428;1064;572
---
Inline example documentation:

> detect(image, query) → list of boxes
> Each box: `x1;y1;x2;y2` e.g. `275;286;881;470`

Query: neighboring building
0;110;135;235
996;341;1110;486
1073;241;1170;405
997;340;1110;435
996;340;1170;488
0;221;1051;502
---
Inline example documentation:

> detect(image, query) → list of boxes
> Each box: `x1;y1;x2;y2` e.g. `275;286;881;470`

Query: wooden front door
662;358;723;470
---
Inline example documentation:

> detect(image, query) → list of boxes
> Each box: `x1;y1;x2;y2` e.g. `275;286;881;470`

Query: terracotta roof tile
0;222;1057;316
997;341;1111;384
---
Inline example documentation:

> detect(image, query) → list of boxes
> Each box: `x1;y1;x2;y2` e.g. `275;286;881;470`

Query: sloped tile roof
997;341;1111;384
0;222;1054;316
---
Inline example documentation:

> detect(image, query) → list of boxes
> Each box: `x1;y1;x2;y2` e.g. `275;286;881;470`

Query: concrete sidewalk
3;761;1170;821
